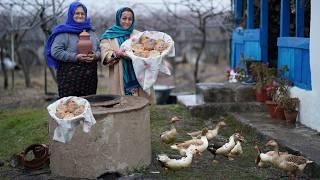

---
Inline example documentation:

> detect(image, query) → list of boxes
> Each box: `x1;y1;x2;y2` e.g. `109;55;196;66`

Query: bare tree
0;6;15;89
90;12;113;36
132;3;177;31
0;10;10;89
0;45;8;89
0;0;66;88
37;0;66;93
163;0;230;84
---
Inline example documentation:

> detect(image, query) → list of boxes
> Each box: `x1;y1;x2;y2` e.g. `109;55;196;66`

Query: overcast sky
67;0;231;15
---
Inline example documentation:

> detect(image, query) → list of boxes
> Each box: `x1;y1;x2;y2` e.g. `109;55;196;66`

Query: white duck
207;133;244;160
170;128;208;156
265;140;313;180
187;120;227;140
228;135;245;158
157;145;199;171
160;116;181;144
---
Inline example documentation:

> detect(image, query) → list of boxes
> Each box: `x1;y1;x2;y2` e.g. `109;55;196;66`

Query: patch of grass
147;105;282;179
0;108;48;160
0;105;284;179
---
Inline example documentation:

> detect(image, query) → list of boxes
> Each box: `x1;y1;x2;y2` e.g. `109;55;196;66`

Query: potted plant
237;54;254;83
265;65;290;120
265;81;279;118
278;96;300;123
250;62;275;102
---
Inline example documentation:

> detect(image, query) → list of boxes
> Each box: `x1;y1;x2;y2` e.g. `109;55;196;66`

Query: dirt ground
0;60;230;179
0;105;295;180
0;61;312;179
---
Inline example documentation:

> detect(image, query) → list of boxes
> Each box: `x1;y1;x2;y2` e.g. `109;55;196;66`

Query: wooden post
295;0;305;37
247;0;254;29
260;0;268;63
280;0;290;37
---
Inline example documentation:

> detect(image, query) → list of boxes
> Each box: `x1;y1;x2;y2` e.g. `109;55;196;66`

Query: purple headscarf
45;1;92;68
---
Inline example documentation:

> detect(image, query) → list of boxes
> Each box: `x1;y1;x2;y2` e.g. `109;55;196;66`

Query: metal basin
154;85;175;104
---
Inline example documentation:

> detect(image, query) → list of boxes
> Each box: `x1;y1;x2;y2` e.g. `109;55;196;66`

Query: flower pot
274;106;286;120
265;100;277;118
284;110;298;124
255;88;268;102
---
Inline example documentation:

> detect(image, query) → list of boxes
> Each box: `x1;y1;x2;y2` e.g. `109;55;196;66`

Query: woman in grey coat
46;1;100;98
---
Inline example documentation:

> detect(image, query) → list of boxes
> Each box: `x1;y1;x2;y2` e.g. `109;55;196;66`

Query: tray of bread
121;31;174;60
48;96;91;121
120;31;175;93
131;35;170;58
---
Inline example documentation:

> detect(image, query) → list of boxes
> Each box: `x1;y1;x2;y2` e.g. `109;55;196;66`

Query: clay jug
77;30;93;54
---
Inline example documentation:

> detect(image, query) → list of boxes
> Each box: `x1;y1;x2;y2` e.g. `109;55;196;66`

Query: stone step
188;102;267;119
196;82;256;103
233;112;320;178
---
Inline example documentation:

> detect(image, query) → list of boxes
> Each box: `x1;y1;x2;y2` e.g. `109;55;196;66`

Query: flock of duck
157;116;313;179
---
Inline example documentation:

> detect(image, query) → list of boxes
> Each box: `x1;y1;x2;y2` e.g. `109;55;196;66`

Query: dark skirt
57;61;97;98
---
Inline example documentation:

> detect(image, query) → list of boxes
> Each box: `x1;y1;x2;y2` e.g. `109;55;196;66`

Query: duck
157;145;199;171
187;120;227;140
160;116;181;144
228;135;245;158
170;128;208;156
254;145;288;168
207;132;244;161
265;139;313;180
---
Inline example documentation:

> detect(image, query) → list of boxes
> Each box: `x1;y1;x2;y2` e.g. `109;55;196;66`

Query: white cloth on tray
47;96;96;143
120;31;175;94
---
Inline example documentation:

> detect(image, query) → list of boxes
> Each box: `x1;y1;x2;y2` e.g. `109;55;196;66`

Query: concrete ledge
196;82;255;103
177;94;204;107
232;112;320;178
182;102;267;119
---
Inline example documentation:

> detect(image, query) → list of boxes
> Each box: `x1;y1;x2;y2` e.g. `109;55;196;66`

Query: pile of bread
55;99;85;120
131;35;169;58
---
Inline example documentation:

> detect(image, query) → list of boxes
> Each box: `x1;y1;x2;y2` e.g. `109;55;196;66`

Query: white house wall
290;0;320;132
